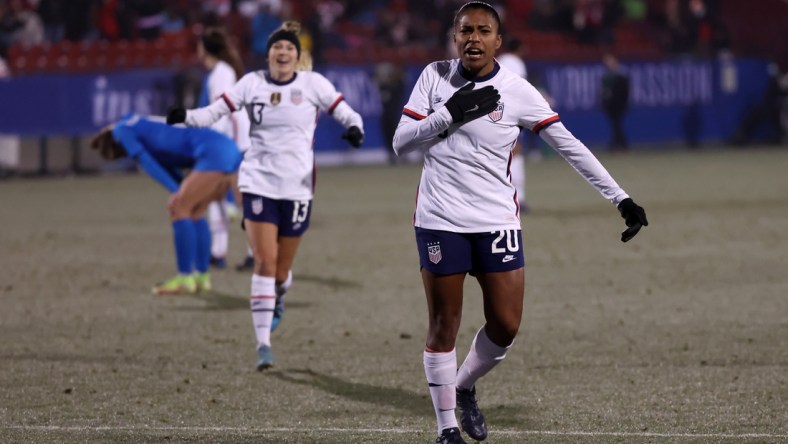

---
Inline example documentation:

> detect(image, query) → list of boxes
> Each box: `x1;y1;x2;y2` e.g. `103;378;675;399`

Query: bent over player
392;2;648;443
91;113;242;295
167;21;365;370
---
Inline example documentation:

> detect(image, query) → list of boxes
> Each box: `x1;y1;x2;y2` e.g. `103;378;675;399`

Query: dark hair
453;1;502;32
201;28;245;80
90;128;126;161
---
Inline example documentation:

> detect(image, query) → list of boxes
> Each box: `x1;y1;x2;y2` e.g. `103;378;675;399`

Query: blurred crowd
0;0;746;68
524;0;730;55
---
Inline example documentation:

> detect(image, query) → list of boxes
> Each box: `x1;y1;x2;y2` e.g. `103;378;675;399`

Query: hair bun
280;21;301;35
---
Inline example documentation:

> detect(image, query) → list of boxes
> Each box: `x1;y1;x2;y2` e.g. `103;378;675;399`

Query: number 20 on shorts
491;230;520;253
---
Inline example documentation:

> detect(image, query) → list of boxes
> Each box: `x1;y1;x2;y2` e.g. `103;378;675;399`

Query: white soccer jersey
206;61;251;151
393;59;629;233
185;70;363;200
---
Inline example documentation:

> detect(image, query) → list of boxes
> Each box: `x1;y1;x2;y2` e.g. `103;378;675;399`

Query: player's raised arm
392;63;452;156
392;105;453;156
393;65;500;156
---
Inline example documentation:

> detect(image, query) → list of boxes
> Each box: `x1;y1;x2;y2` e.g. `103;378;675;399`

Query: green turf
1;147;786;443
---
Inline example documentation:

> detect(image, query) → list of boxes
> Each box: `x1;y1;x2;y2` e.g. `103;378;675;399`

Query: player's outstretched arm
166;99;232;127
341;126;364;148
617;198;648;242
537;121;648;241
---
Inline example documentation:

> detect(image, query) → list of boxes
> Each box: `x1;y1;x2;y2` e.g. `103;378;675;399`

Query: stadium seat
10;44;52;75
127;40;152;69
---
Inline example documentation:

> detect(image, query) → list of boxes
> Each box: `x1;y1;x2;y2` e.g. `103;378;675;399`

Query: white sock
246;245;254;258
457;327;512;390
211;231;228;259
510;153;526;204
276;270;293;297
207;201;228;258
424;349;458;434
250;274;276;349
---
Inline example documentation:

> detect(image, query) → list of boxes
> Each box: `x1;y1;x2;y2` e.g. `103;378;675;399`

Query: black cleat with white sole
456;386;487;441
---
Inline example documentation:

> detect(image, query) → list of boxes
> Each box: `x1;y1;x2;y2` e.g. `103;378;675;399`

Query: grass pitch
1;147;786;443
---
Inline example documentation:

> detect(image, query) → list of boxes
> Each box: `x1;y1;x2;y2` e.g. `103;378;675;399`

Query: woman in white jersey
167;22;364;370
197;28;251;270
392;3;648;443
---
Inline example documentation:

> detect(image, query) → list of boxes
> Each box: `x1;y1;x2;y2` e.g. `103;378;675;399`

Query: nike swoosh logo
502;255;516;263
467;105;479;112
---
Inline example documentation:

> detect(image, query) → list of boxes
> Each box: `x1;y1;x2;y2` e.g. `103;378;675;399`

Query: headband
266;30;301;58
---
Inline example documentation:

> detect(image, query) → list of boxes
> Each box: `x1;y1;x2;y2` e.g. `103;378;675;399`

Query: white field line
2;425;786;439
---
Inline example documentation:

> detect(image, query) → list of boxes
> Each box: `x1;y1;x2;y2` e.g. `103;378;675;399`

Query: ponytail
201;28;245;79
277;21;313;72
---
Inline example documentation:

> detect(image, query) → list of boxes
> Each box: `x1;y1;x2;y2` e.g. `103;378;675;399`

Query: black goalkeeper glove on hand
617;198;648;242
341;126;364;148
444;82;501;124
166;106;186;125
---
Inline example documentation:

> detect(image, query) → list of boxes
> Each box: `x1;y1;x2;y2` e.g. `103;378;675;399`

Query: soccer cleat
152;275;197;296
457;386;487;441
209;256;227;269
235;255;255;272
436;427;467;444
256;345;276;371
271;294;285;332
194;273;212;292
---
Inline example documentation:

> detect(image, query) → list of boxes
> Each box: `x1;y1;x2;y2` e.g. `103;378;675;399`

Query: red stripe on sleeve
403;108;426;120
532;115;560;133
327;95;344;114
221;93;236;112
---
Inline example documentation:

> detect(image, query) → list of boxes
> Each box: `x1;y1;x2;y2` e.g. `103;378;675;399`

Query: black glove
444;82;501;124
617;198;648;242
166;106;186;125
341;126;364;148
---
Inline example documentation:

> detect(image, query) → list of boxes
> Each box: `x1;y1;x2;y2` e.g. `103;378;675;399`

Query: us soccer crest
291;89;303;105
427;242;442;264
252;198;263;215
270;92;282;106
488;102;504;122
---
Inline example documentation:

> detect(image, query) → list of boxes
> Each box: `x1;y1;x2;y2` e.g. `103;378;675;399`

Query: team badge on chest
291;89;303;105
270;92;282;106
488;102;504;122
427;242;442;264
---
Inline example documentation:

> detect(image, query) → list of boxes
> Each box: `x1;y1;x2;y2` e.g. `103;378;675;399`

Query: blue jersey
112;114;242;193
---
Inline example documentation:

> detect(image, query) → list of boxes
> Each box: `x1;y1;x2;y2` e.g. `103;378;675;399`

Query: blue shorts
415;227;524;275
161;165;184;186
242;193;312;237
193;133;242;174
